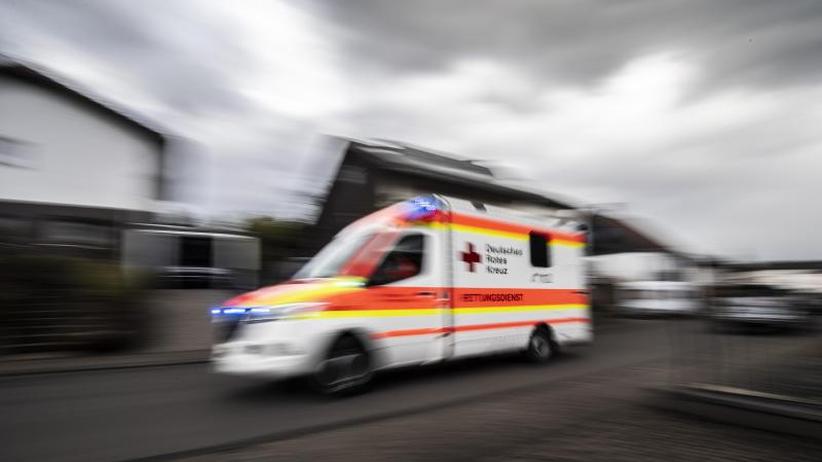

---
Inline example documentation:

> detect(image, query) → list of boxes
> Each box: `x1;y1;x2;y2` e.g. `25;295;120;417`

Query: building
307;139;670;256
310;139;578;253
292;138;716;306
0;54;168;259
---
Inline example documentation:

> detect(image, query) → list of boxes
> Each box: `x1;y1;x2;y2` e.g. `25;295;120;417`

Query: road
0;319;807;462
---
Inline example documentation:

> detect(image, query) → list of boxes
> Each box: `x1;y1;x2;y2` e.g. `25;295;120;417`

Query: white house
0;55;168;257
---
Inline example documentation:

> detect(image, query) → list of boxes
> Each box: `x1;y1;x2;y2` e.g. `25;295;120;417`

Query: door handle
416;291;436;297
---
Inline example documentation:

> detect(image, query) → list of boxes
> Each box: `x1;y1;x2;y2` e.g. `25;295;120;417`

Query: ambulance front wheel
524;326;558;363
311;334;373;395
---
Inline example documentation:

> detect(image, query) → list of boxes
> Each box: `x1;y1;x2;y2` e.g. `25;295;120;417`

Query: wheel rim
316;349;370;392
531;335;551;359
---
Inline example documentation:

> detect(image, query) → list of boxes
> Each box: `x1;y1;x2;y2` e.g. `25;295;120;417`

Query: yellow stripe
450;223;527;241
424;222;584;248
312;308;444;319
553;240;585;248
250;278;365;306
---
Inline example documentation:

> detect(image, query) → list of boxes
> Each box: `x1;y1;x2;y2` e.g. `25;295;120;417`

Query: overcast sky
2;0;822;261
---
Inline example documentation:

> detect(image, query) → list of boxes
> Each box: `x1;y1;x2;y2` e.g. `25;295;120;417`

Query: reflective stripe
306;308;444;319
424;222;584;248
449;212;585;244
372;317;590;339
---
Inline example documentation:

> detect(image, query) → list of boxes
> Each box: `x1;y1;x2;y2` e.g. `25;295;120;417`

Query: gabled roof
360;139;495;177
346;139;575;210
726;260;822;271
306;136;686;257
0;53;166;145
591;213;672;255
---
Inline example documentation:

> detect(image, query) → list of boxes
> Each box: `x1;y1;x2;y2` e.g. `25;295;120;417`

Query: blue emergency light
404;195;444;221
210;306;276;317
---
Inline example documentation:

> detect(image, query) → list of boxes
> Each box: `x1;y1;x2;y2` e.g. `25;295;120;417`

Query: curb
0;350;211;378
647;383;822;441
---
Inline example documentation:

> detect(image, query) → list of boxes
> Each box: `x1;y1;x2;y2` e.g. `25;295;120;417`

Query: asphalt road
0;319;788;462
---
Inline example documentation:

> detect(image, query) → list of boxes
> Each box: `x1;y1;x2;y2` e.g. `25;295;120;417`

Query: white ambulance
211;195;590;393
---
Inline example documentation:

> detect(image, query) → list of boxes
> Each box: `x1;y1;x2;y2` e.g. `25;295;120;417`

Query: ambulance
211;195;590;393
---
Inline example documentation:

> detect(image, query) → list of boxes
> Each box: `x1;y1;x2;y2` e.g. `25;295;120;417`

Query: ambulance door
449;214;536;358
449;226;500;357
366;227;449;365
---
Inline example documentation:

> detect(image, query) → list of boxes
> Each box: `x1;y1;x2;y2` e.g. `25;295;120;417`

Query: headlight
244;302;328;323
242;307;282;324
210;302;328;323
243;343;304;356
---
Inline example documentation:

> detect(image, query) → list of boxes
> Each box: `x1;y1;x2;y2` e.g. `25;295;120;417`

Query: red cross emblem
460;242;482;272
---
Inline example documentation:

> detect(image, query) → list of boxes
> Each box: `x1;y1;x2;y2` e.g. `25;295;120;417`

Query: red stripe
453;287;587;307
371;317;590;339
324;287;588;311
371;327;443;339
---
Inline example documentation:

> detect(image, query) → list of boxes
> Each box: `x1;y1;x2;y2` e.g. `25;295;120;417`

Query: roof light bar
404;195;444;221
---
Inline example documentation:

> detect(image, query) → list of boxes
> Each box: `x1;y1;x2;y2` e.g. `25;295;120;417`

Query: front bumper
212;341;314;378
211;320;322;379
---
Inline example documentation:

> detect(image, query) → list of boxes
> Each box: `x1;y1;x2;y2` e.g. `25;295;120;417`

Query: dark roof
310;138;686;257
344;139;686;256
590;213;672;255
347;140;574;210
725;261;822;272
366;140;494;176
0;53;165;145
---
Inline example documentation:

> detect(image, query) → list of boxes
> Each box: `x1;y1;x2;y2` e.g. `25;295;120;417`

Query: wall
0;75;160;211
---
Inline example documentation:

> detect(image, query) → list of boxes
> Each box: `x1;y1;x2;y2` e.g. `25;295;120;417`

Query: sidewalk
652;333;822;441
0;289;225;377
0;349;210;377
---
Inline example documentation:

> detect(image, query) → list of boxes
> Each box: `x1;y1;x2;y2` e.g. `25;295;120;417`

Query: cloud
0;0;252;121
323;51;822;259
2;0;821;260
308;0;822;93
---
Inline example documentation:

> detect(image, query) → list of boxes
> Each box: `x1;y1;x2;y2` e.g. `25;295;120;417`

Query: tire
524;327;556;363
311;335;373;395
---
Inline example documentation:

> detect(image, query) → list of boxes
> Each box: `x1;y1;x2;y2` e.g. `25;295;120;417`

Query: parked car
616;280;700;317
710;284;812;331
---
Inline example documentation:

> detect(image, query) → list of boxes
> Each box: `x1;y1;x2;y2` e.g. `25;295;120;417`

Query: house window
180;236;213;268
529;231;551;268
0;136;34;169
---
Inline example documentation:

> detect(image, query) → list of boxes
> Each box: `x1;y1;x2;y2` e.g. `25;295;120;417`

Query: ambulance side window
529;231;551;268
369;234;426;286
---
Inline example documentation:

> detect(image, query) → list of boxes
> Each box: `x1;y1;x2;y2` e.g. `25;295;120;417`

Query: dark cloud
1;0;252;115
309;0;822;93
3;0;821;259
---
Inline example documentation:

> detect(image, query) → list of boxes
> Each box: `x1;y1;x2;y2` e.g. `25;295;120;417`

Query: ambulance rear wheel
525;328;556;363
312;334;372;395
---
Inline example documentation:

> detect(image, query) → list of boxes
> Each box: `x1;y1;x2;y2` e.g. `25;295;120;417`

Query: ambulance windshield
294;231;373;279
